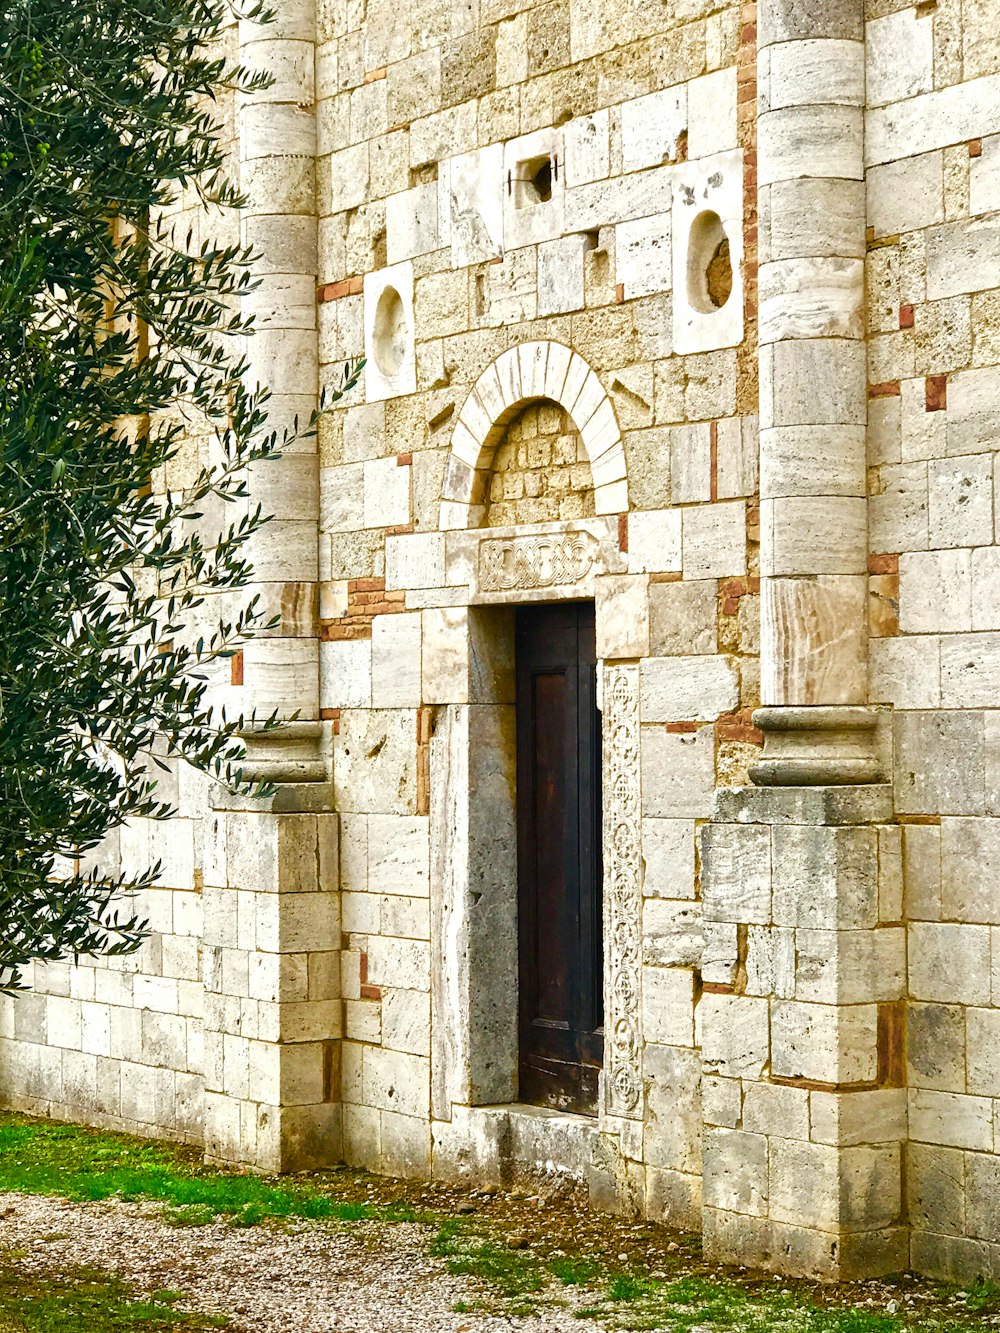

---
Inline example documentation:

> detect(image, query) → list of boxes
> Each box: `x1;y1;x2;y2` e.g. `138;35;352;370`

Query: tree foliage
0;0;331;987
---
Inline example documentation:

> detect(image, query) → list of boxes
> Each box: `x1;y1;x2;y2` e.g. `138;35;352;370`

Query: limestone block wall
0;20;244;1147
312;0;760;1219
0;769;212;1146
1;0;1000;1288
863;1;1000;1282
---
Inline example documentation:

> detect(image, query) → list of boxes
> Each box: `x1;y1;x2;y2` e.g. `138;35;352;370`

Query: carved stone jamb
236;0;324;785
601;664;643;1121
752;0;876;786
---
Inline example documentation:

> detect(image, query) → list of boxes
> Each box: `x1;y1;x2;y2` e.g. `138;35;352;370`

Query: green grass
573;1270;998;1333
431;1219;546;1300
964;1280;1000;1314
431;1215;999;1332
0;1260;226;1332
0;1116;416;1229
551;1257;600;1286
0;1115;997;1332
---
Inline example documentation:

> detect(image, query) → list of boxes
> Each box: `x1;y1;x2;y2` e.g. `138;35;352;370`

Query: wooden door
516;602;603;1116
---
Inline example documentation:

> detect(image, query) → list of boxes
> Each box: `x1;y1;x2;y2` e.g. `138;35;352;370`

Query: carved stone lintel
456;518;626;604
748;706;882;787
479;529;600;593
602;664;643;1119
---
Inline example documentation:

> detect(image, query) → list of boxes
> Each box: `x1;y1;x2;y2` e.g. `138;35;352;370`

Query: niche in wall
672;149;744;355
503;126;566;249
364;261;416;402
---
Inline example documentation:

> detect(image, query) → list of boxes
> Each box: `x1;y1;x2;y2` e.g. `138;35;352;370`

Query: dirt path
0;1192;589;1332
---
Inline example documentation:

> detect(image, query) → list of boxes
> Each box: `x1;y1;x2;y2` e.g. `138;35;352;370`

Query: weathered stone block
641;966;696;1047
909;923;992;1006
770;825;879;931
701;823;772;925
703;1128;768;1217
770;1001;878;1086
642;900;702;968
701;994;769;1080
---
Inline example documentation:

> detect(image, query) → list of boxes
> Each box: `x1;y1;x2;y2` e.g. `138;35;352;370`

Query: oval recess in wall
671;149;744;355
372;285;408;377
687;210;733;314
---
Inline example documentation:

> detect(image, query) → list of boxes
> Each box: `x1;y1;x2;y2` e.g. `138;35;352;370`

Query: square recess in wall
503;126;566;250
364;261;416;402
672;149;744;356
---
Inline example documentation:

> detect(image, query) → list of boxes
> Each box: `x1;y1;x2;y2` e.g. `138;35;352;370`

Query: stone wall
0;0;999;1287
862;0;1000;1283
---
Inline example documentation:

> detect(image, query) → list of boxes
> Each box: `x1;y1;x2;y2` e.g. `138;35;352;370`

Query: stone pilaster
698;3;907;1279
700;787;907;1279
200;3;339;1173
753;0;875;783
237;0;324;783
202;785;342;1173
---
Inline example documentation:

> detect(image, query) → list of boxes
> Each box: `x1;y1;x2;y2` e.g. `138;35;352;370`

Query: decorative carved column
698;4;907;1280
202;1;341;1174
752;0;876;785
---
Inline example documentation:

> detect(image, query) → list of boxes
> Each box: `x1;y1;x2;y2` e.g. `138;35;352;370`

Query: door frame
428;581;645;1130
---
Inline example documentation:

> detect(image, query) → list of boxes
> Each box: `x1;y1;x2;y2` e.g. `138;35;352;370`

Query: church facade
4;0;1000;1284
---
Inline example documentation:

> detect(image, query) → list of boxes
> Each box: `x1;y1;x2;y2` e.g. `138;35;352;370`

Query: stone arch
440;341;628;530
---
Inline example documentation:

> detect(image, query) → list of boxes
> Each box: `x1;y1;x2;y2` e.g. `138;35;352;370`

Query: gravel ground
0;1192;590;1332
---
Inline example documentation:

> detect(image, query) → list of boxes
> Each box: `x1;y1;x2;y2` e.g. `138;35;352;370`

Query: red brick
666;722;698;734
716;710;764;746
878;1002;906;1086
317;276;362;303
969;138;983;158
321;623;373;641
615;282;625;303
397;453;412;466
899;304;915;329
868;573;900;639
230;650;244;687
617;512;628;553
867;553;899;575
925;374;948;412
868;380;901;399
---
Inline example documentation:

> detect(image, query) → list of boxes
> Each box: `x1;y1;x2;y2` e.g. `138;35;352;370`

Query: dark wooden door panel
516;601;603;1116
